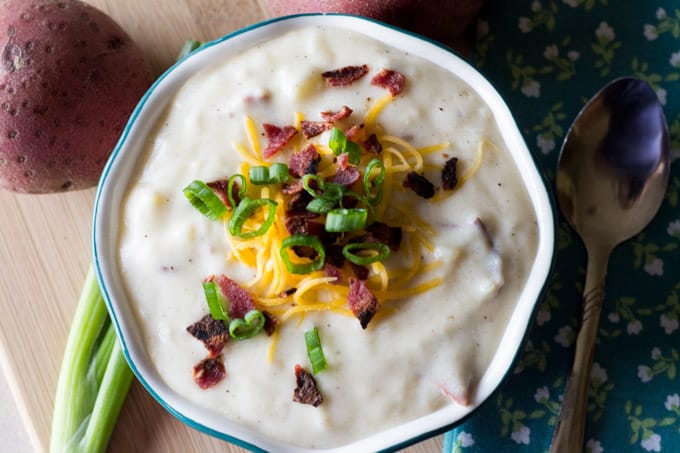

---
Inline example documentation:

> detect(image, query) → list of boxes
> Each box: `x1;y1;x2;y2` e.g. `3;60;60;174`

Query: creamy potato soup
118;26;538;448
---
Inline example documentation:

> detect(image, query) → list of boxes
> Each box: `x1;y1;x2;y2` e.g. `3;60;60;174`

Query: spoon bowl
550;77;670;452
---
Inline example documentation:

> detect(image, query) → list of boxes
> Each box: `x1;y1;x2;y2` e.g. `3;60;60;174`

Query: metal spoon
550;77;670;452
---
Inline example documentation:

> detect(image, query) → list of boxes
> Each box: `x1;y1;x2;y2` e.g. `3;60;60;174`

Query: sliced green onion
228;197;278;239
177;39;203;60
202;281;228;321
321;182;346;202
364;159;385;205
302;174;324;198
280;234;326;274
345;141;362;165
249;166;269;185
329;127;347;155
229;309;265;340
183;180;228;220
306;198;337;214
342;242;391;265
325;208;368;232
249;163;290;185
342;191;376;225
228;174;246;209
305;327;327;374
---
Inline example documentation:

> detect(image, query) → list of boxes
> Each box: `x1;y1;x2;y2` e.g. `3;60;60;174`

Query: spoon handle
549;245;610;453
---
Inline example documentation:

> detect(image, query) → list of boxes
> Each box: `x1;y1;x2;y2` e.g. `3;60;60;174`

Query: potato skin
0;0;153;193
266;0;486;48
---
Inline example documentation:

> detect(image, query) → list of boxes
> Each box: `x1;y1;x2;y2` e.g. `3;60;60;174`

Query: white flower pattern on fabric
665;393;680;411
656;8;667;19
457;431;475;448
668;219;680;237
641;432;661;452
627;319;643;335
608;312;620;323
536;134;555;154
651;347;662;359
644;24;659;40
660;314;678;334
518;17;532;33
670;51;680;68
638;365;653;383
534;386;550;402
544;44;559;59
555;325;574;347
586;438;604;453
591;362;608;383
511;425;530;445
596;21;615;41
521;80;541;97
644;257;664;276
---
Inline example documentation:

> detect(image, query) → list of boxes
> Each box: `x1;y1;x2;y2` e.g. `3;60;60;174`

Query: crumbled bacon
403;171;435;199
287;189;313;212
336;152;349;170
263;310;278;336
345;123;364;142
285;210;322;236
347;278;379;329
322;64;369;87
350;263;369;281
262;123;298;159
186;315;230;357
192;356;226;389
300;120;333;139
213;274;255;319
371;69;406;96
320;105;353;122
365;221;402;252
282;179;304;195
293;364;323;407
332;165;360;186
207;179;240;208
362;133;382;154
442;157;458;190
289;144;321;178
323;263;343;283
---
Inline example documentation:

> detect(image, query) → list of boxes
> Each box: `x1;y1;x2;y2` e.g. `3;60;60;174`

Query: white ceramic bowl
93;14;555;453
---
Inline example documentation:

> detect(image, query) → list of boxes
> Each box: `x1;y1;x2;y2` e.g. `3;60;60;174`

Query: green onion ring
227;174;246;209
268;163;290;183
342;242;391;265
325;208;368;232
280;234;326;274
202;280;228;321
228;197;278;239
363;159;385;205
328;127;347;156
305;327;328;374
345;141;362;165
228;309;265;340
306;198;337;214
302;174;324;198
183;180;228;220
321;182;346;202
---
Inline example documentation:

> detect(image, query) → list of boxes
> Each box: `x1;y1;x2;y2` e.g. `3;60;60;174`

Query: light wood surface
0;1;444;452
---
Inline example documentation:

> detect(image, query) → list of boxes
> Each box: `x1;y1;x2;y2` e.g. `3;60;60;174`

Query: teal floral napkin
444;1;680;452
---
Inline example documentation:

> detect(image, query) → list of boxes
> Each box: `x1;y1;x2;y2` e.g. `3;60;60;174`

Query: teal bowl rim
92;12;556;452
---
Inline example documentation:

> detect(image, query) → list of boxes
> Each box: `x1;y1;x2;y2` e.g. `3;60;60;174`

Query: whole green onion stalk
50;39;205;453
49;267;133;453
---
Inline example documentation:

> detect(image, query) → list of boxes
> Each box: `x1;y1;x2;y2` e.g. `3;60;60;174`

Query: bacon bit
300;120;333;139
350;263;369;281
322;64;369;87
289;144;321;178
323;263;343;283
365;221;402;252
293;364;323;407
442;157;458;190
281;179;304;195
263;310;278;336
207;179;240;208
262;123;298;159
371;68;406;96
403;171;435;199
214;274;255;319
285;210;321;236
345;123;364;142
362;133;382;154
332;166;360;186
287;189;313;212
347;278;379;329
336;152;349;170
192;356;226;389
325;244;346;268
320;105;353;122
186;315;230;357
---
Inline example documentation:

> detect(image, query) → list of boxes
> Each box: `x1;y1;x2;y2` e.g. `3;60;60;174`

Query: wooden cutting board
0;1;445;451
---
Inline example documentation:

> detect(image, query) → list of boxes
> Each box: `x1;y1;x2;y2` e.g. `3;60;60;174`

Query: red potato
265;0;486;51
0;0;153;193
